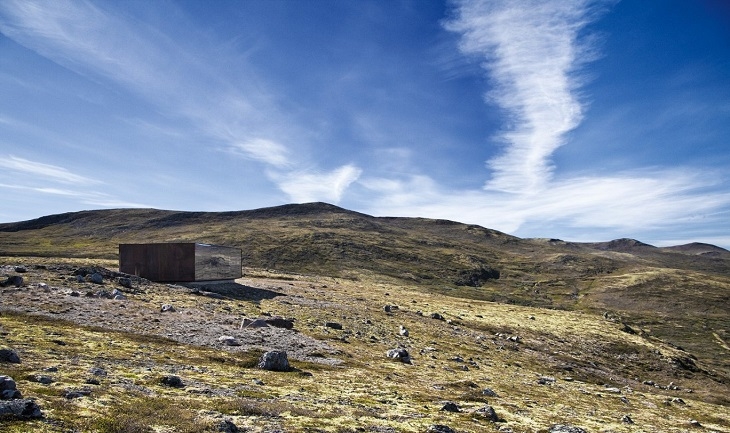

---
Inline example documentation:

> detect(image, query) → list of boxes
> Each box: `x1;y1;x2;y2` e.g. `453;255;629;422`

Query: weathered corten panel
119;243;241;282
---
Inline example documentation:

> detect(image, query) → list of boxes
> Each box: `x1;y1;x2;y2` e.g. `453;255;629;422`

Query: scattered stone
217;418;240;433
549;425;587;433
75;275;85;283
0;399;43;419
0;348;21;364
257;351;290;371
430;312;444;320
643;380;655;386
384;305;393;313
0;275;23;287
622;415;634;424
252;379;265;386
427;425;455;433
399;325;409;337
528;315;535;320
0;376;21;400
160;375;184;387
325;322;343;330
218;336;241;346
475;404;500;422
482;388;498;397
537;376;556;385
89;273;104;284
14;266;27;273
621;323;638;334
89;367;107;376
63;388;92;399
69;290;80;297
441;401;460;412
31;375;53;385
85;378;101;385
264;316;294;329
111;289;126;300
43;366;58;372
161;304;175;312
672;398;686;405
386;348;411;364
118;277;133;288
689;420;702;427
604;387;621;394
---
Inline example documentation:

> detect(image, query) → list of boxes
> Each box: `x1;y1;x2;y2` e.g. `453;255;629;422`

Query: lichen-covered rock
0;348;20;364
0;399;42;419
386;348;411;364
257;351;290;371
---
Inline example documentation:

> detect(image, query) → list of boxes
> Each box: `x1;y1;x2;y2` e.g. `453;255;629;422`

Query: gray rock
549;425;588;433
218;336;241;346
63;388;92;399
89;273;104;284
75;275;85;283
161;304;175;312
89;367;107;376
1;275;23;287
325;322;343;330
475;405;500;422
118;277;133;288
441;401;460;412
0;399;43;419
14;266;27;273
264;316;294;329
427;425;455;433
537;376;556;385
386;348;411;364
0;348;21;364
1;389;21;400
482;388;498;397
258;351;290;371
160;375;184;387
32;375;54;385
217;418;240;433
399;325;409;337
622;414;634;424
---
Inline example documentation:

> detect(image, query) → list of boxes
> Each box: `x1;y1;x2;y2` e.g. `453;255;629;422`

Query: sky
1;0;729;249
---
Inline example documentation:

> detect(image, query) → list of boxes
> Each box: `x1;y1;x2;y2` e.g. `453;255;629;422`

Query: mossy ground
2;258;728;432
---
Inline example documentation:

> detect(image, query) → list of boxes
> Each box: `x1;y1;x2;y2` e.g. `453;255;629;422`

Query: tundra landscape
0;202;728;432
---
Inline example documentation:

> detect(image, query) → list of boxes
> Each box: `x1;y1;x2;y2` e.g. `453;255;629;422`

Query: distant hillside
1;202;729;378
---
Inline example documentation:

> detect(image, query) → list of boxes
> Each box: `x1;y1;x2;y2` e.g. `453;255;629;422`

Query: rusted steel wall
194;243;242;281
119;243;195;282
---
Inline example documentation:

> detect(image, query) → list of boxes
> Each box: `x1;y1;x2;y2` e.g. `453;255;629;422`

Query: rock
264;316;294;329
689;420;702;427
63;388;92;399
14;266;27;273
454;266;500;287
31;375;54;385
1;275;23;287
0;376;21;400
161;304;175;312
427;425;455;433
475;404;500;422
85;378;101;385
217;418;240;433
399;325;409;337
537;376;556;385
384;305;393;313
89;273;104;284
325;322;343;330
604;387;621;394
218;336;241;346
430;313;444;320
257;351;290;371
549;425;588;433
386;348;411;364
0;399;43;419
252;379;265;386
441;401;460;412
111;289;126;300
118;277;133;288
241;318;269;328
0;348;21;364
69;290;80;297
160;375;184;387
482;388;499;397
89;367;107;376
75;275;85;283
622;414;634;424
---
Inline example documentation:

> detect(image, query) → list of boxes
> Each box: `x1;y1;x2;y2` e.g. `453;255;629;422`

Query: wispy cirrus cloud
273;165;363;204
0;0;356;203
445;0;607;193
0;155;99;184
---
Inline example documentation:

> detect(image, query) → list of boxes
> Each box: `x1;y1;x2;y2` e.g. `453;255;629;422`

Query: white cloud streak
446;0;604;193
274;165;363;204
0;0;360;204
0;155;99;184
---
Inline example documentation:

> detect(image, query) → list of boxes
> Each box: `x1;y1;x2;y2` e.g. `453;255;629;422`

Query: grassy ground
2;258;729;432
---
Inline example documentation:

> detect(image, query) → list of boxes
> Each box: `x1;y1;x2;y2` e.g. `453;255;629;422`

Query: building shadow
183;281;284;303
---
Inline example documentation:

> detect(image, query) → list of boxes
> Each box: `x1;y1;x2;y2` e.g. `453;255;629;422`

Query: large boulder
0;348;20;364
0;376;21;400
0;399;42;419
257;351;290;371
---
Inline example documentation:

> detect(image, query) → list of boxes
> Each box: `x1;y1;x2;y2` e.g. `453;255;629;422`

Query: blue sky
1;0;729;249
